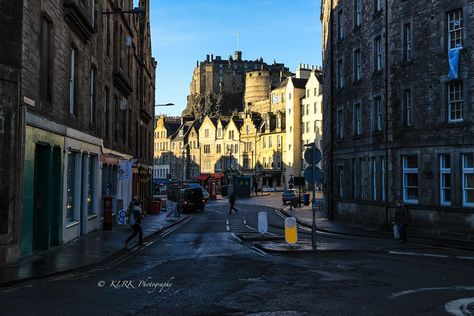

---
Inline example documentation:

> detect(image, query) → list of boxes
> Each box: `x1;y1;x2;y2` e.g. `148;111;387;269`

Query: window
374;97;382;131
229;130;234;140
314;102;317;114
314;88;317;96
462;153;474;207
91;0;95;26
440;154;451;206
337;109;344;139
205;129;209;138
448;81;463;122
204;145;210;154
87;156;96;215
40;16;53;103
338;166;345;197
337;10;344;40
89;68;96;124
404;89;413;126
306;104;309;115
403;155;418;204
269;136;272;147
66;152;77;223
353;103;362;136
374;36;383;71
246;125;250;134
277;135;281;148
69;48;77;114
354;0;361;27
373;158;377;200
337;58;344;88
381;157;386;201
104;87;109;138
314;120;318;133
403;23;413;61
263;137;266;148
306;122;309;134
217;144;221;153
374;0;384;12
353;49;361;81
289;93;292;100
448;10;463;49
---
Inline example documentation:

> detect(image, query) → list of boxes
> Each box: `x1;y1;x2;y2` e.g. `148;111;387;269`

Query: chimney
206;54;210;62
211;54;214;61
234;51;242;61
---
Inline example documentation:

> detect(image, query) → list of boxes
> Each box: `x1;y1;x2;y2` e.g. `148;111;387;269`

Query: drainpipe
328;0;335;221
384;0;390;228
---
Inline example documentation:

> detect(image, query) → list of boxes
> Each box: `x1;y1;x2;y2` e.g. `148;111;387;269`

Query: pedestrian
126;196;137;217
228;192;238;215
394;200;411;243
124;200;144;247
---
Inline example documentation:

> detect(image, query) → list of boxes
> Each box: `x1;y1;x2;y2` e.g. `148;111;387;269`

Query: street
1;195;474;315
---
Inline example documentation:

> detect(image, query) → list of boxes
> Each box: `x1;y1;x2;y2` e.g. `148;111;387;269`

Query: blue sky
149;0;322;116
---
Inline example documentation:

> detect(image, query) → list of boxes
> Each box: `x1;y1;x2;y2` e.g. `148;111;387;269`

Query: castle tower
244;70;271;111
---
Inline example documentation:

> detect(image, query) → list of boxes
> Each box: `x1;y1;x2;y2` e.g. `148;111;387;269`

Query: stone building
0;0;156;265
153;115;180;180
183;51;290;118
321;0;474;240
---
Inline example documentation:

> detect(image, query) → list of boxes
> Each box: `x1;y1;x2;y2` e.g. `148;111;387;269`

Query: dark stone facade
322;0;474;241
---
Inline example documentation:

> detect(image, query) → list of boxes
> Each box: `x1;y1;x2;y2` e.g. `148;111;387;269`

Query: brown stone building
0;0;156;265
183;52;290;118
322;0;474;241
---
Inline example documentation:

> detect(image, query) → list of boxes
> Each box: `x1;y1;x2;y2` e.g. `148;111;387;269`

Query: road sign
294;176;305;186
285;217;298;245
304;166;323;184
304;147;322;165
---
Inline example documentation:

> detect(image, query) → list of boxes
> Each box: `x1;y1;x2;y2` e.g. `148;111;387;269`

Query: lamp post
288;175;294;210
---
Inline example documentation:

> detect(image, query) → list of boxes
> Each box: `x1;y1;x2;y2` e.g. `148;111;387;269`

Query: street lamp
155;103;175;107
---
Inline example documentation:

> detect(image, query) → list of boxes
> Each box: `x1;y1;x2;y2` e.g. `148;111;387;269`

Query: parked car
282;189;299;204
177;188;205;213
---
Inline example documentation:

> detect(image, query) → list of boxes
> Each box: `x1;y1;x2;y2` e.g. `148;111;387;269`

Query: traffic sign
258;212;268;235
304;147;322;165
304;166;323;183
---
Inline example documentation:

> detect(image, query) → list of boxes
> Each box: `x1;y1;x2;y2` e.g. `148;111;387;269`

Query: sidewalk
281;204;474;251
0;211;189;286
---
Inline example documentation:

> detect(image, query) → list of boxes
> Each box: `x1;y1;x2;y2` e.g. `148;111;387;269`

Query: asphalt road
1;199;474;315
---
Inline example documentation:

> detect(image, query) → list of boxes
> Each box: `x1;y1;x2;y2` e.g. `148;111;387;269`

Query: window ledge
66;221;80;229
87;214;98;220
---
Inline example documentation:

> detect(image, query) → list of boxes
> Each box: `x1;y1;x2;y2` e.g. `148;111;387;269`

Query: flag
448;48;462;80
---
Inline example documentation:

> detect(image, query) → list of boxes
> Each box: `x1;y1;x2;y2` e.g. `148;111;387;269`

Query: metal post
311;139;317;249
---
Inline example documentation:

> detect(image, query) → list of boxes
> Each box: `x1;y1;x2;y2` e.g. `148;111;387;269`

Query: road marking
249;245;267;256
456;256;474;260
445;297;474;316
245;225;257;231
390;286;474;299
389;250;474;261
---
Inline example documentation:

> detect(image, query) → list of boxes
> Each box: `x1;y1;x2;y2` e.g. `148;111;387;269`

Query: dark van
177;188;205;213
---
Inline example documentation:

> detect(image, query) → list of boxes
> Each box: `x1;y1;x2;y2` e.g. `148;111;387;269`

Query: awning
212;173;225;179
197;174;211;181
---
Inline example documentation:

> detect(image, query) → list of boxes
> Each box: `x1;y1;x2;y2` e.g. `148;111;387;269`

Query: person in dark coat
124;201;144;247
394;200;411;243
228;192;238;215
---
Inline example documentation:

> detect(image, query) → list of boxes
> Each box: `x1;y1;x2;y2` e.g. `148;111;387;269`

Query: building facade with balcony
321;0;474;241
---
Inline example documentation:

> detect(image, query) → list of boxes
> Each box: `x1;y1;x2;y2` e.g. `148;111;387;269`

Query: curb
0;215;190;287
252;242;378;254
237;234;284;242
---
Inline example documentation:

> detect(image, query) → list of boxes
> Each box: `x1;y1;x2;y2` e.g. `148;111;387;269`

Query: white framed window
205;129;209;138
337;9;344;40
374;0;384;12
374;36;383;71
277;135;281;148
448;9;463;49
403;155;418;204
373;158;377;200
338;165;345;198
403;23;413;61
462;153;474;207
404;89;413;126
440;154;451;206
374;97;382;131
353;103;362;135
448;81;463;122
353;48;361;81
66;152;78;223
354;0;361;27
381;156;386;201
269;135;272;147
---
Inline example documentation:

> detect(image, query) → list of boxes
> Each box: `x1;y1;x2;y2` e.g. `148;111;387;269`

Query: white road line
250;245;267;256
390;286;474;299
456;256;474;260
243;220;247;225
422;253;449;258
445;297;474;316
245;225;257;231
226;225;230;231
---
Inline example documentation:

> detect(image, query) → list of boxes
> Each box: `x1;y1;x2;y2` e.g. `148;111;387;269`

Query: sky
149;0;322;116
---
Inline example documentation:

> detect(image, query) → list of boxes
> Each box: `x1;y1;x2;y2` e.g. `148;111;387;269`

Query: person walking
124;200;144;247
228;192;238;215
394;200;411;243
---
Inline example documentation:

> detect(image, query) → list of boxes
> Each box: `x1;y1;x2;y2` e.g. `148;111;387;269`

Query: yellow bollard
285;217;298;245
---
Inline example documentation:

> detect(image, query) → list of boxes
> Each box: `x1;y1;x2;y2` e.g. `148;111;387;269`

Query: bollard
285;217;298;245
258;212;268;236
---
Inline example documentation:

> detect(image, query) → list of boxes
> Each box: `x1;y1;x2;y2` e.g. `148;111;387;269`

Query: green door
33;145;52;250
